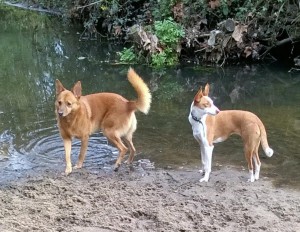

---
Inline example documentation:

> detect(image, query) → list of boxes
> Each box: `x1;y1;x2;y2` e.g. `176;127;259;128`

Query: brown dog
55;68;151;175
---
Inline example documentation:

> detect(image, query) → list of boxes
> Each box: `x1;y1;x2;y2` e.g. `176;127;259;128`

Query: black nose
58;112;63;117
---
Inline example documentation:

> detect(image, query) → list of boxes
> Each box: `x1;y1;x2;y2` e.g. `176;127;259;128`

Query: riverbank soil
0;165;299;232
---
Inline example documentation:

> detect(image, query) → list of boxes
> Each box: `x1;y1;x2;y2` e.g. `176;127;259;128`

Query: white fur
188;99;219;182
248;170;255;182
265;147;274;157
253;156;261;180
213;137;226;143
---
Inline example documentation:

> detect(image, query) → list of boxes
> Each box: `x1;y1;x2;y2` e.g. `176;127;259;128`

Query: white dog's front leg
200;145;214;182
193;132;205;173
199;145;206;174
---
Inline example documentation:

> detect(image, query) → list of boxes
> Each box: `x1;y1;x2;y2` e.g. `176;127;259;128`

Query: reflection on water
0;6;300;189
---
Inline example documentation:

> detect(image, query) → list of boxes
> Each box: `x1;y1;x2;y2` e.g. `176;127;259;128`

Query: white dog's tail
258;120;274;157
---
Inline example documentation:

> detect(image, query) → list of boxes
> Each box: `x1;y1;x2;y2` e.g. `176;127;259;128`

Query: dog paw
247;177;255;183
114;165;120;172
200;177;209;182
74;164;83;169
199;170;206;176
65;167;72;175
124;159;131;165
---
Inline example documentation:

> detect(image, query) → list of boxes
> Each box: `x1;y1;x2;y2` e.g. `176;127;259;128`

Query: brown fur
55;68;151;175
205;110;269;172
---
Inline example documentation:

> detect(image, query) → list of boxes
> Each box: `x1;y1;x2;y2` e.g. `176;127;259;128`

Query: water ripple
1;117;119;182
0;130;15;158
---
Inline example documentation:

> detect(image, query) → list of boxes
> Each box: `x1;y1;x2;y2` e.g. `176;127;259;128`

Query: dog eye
58;101;62;105
67;102;72;107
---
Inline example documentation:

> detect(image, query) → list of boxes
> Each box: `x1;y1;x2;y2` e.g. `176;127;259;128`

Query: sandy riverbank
0;163;299;232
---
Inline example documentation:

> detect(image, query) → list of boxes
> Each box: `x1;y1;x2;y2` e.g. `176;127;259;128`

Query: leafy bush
118;47;138;63
154;17;185;46
151;0;176;20
151;48;178;67
151;18;184;67
117;17;184;67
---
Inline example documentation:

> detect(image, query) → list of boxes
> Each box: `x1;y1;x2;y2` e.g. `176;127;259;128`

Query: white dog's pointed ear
203;83;210;96
194;88;203;103
72;81;82;98
55;79;65;96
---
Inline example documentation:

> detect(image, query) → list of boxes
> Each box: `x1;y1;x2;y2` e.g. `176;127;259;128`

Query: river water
0;6;300;189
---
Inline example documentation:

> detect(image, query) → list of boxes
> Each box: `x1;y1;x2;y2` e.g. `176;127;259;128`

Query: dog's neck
190;102;207;123
189;102;208;144
191;111;203;124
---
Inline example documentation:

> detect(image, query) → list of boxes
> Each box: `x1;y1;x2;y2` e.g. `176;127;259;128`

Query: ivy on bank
10;0;300;67
72;0;300;67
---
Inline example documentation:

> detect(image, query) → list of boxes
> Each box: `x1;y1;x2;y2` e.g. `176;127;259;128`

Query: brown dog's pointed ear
72;81;82;98
56;79;66;96
194;88;203;103
203;83;210;96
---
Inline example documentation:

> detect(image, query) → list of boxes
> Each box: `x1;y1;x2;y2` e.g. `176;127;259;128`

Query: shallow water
0;6;300;189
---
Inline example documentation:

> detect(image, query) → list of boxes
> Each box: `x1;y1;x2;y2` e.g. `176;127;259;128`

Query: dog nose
58;112;63;117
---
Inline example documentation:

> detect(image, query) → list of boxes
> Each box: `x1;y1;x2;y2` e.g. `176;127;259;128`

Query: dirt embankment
0;165;299;232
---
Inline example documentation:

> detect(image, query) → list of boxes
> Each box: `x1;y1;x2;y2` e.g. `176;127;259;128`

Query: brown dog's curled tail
127;68;152;114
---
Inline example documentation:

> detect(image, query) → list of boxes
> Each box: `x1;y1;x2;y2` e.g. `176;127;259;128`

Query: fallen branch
259;36;300;59
76;0;103;10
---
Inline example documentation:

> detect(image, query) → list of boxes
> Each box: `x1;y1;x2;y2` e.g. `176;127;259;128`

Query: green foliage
118;47;138;63
151;52;167;67
154;18;185;46
151;0;176;21
150;18;184;67
117;17;184;67
151;48;178;67
182;0;293;25
0;5;50;31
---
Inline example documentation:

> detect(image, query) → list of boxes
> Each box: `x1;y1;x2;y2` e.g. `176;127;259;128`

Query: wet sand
0;163;299;232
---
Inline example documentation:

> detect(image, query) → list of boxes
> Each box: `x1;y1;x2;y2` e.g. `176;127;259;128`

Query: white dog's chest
189;114;208;145
191;122;205;136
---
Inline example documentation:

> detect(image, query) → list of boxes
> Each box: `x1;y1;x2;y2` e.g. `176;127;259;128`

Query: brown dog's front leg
75;136;89;169
63;138;72;175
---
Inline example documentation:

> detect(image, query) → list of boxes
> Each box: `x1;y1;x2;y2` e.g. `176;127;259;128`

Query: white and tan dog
188;84;273;182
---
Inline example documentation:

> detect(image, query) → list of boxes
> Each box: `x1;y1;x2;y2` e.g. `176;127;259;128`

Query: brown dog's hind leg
124;115;137;165
104;130;128;171
123;135;136;164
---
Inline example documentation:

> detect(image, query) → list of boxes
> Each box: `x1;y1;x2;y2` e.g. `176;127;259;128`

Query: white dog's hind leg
248;170;255;182
253;156;261;180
